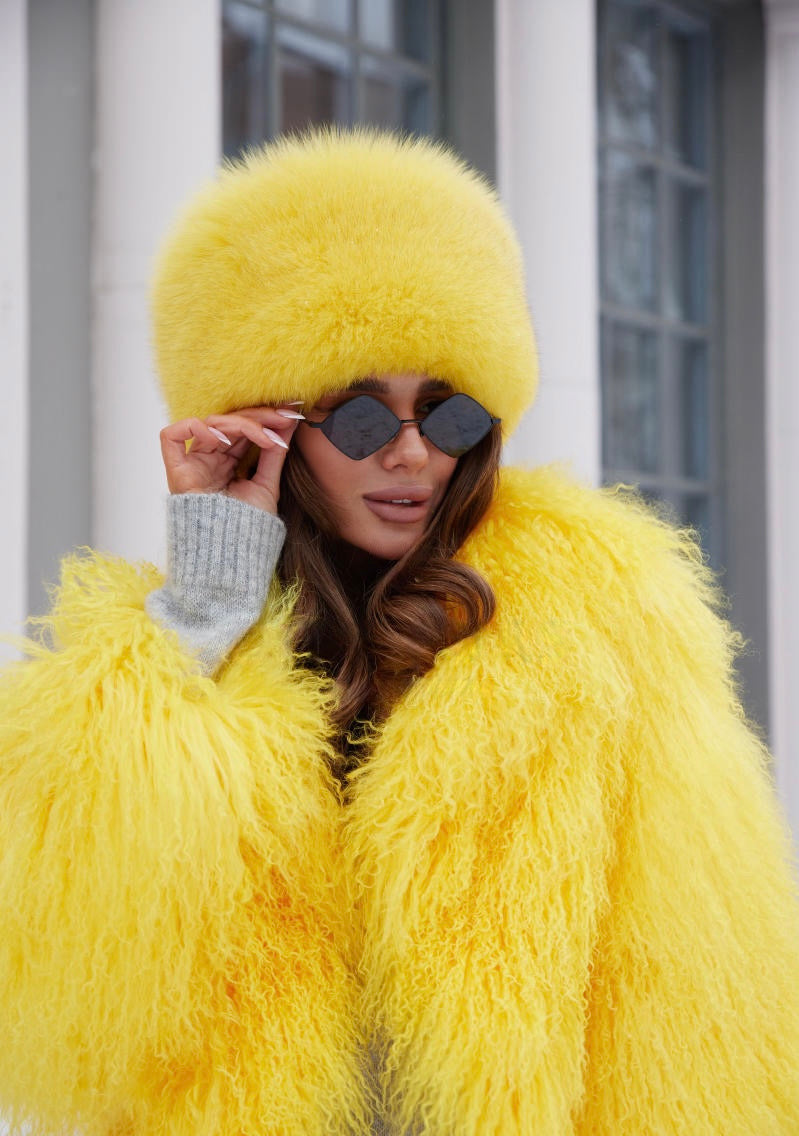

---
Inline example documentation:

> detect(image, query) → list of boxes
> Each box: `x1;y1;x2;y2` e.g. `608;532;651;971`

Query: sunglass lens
422;393;494;457
321;395;399;459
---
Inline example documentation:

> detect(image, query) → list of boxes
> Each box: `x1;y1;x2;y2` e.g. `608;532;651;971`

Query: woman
0;130;798;1135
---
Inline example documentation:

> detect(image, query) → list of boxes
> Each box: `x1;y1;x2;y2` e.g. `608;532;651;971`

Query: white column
93;0;221;564
0;0;29;657
764;0;799;836
495;0;600;484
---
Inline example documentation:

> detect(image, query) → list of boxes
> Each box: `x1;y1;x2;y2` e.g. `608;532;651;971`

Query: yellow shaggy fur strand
151;129;537;434
1;467;798;1133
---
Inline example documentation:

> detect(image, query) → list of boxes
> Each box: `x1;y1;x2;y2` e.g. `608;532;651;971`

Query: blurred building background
1;0;797;836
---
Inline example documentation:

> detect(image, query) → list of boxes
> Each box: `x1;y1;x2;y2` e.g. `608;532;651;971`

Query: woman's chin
339;521;423;562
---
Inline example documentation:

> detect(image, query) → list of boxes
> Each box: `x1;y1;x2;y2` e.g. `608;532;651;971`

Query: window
222;0;443;157
598;0;719;562
598;0;771;731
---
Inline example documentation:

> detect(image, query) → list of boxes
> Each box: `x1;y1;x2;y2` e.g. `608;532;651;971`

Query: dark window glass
598;0;718;564
222;0;442;155
277;23;351;131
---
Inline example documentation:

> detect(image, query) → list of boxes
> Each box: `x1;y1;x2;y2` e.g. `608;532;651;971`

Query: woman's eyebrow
347;377;388;393
345;377;453;394
419;378;452;393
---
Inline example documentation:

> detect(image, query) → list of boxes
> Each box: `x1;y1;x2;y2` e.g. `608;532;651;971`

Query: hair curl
277;428;501;758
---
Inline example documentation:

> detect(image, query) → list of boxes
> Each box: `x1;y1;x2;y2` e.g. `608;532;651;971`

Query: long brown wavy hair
277;427;501;753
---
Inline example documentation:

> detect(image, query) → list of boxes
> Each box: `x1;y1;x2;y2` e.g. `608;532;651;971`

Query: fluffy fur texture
151;129;537;433
1;467;798;1134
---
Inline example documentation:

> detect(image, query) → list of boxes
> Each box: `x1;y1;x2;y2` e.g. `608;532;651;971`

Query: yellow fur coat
1;466;798;1135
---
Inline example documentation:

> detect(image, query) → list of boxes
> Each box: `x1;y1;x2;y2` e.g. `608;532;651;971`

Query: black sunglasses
304;392;500;460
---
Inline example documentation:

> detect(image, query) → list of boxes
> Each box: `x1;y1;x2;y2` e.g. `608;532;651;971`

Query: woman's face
294;373;460;560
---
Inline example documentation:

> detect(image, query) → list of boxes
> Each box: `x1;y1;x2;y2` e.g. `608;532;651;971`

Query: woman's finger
183;415;292;456
205;405;305;439
226;418;301;513
161;417;232;457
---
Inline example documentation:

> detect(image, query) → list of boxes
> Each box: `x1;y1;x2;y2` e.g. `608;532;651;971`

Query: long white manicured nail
285;400;305;405
208;426;232;445
263;427;289;450
276;409;305;420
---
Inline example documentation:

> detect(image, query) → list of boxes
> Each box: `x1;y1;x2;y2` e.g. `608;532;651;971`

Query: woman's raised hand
159;405;303;514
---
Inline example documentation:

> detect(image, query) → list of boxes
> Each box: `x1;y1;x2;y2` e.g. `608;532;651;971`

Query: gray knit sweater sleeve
145;493;286;674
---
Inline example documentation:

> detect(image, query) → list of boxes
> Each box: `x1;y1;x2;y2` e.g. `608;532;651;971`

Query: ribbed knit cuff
145;493;286;674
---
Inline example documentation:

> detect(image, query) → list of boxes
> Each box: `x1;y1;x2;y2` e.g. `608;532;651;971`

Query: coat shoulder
469;465;724;628
460;465;745;736
487;465;707;575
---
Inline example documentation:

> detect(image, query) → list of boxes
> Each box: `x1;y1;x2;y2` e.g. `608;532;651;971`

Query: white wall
92;0;221;565
495;0;600;484
764;0;799;836
0;0;30;659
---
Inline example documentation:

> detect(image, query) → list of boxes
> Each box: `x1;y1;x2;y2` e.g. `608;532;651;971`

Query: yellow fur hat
151;128;537;435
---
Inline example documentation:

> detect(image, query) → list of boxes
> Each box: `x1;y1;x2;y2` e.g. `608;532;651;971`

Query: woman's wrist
145;493;286;673
171;486;279;515
165;493;284;592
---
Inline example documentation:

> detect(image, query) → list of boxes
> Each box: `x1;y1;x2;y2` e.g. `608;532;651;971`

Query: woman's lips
363;487;432;524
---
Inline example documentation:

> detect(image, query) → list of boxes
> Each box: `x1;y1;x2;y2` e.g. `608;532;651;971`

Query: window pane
679;339;709;478
358;0;432;63
274;0;349;33
277;23;352;131
602;321;660;474
664;22;709;168
600;149;658;312
666;180;708;324
222;2;268;157
600;0;658;150
361;54;431;132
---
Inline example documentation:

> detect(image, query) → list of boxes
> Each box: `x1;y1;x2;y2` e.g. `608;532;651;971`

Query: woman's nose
381;420;428;468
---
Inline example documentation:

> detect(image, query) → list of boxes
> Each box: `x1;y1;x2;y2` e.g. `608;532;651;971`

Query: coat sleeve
576;500;799;1134
0;552;362;1135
